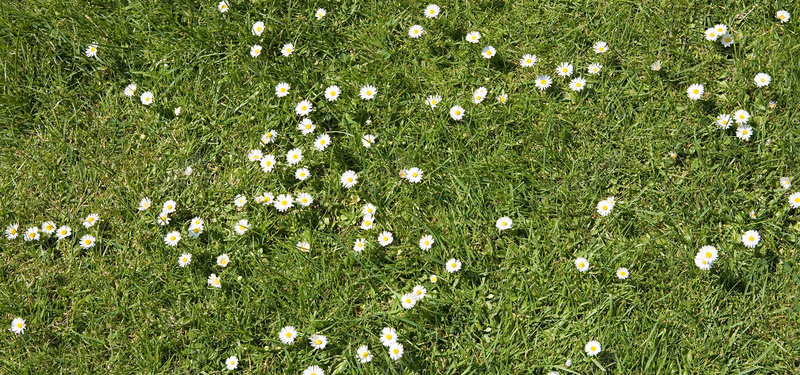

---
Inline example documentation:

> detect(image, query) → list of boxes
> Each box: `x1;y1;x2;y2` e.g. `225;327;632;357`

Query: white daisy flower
80;234;96;249
569;77;587;91
164;231;181;247
473;87;487;104
295;167;310;181
425;4;440;18
498;93;508;104
535;75;553;90
650;60;662;71
260;192;275;206
754;73;771;87
10;317;25;335
137;197;152;211
481;46;496;59
188;224;203;238
412;285;427;300
777;10;791;23
250;44;262;57
668;151;677;159
520;54;536;67
140;91;153;105
286;148;303;165
247;149;263;162
281;43;294;57
85;44;98;57
261;130;278;144
216;253;230;267
234;219;250;235
430;274;438;283
83;213;100;228
309;334;328;350
721;34;734;47
295;100;313;116
279;326;297;344
297;119;316;135
362;203;376;216
208;273;221;288
789;192;800;209
260;154;277;172
406;167;423;183
736;126;753;141
399;169;408;179
178;253;192;267
687;84;704;100
616;267;629;279
124;83;137;97
252;21;265;36
378;231;393;247
275;194;294;212
362;134;376;148
174;106;182;116
314;134;331;151
419;235;434;250
297;241;310;252
400;293;417;309
449;105;465;120
357;345;373;363
556;62;573;77
704;28;719;41
157;211;170;226
496;217;512;230
360;215;376;230
592;41;608;53
446;258;462;273
587;63;602;75
340;170;358;189
5;223;19;240
597;200;613;216
234;194;247;207
380;327;398;346
353;238;366;252
302;365;324;375
324;85;341;101
716;114;732;129
780;177;792;189
55;226;71;240
275;82;290;98
584;340;601;356
734;109;750;124
409;25;424;38
217;1;229;12
389;342;404;360
694;252;712;270
575;257;589;272
698;245;718;263
225;356;238;370
41;221;56;234
315;8;326;20
23;227;39;242
425;94;442;108
296;192;313;207
360;85;377;100
466;31;481;43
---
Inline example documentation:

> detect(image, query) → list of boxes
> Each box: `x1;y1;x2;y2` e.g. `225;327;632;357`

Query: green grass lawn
2;0;800;373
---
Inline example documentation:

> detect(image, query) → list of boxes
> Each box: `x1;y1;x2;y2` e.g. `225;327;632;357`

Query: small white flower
353;238;366;252
174;106;182;116
83;213;100;228
616;267;629;279
535;75;553;90
234;194;247;207
714;24;728;35
55;226;71;240
592;41;608;53
754;73;771;87
406;167;423;183
225;356;238;371
721;34;734;47
164;231;181;247
340;170;358;189
736;126;753;141
85;44;98;58
217;1;229;12
424;4;440;18
430;274;438;283
380;327;398;346
22;226;38;241
360;215;376;230
449;105;465;120
295;100;313;116
698;245;719;263
776;10;791;23
597;200;613;216
309;334;328;350
314;134;331;151
260;154;277;172
157;211;170;226
250;44;262;57
252;21;265;36
178;253;192;267
466;31;481;43
400;293;417;309
362;134;376;148
360;85;377;100
281;43;294;57
716;114;732;129
473;87;487;104
497;93;508;103
297;241;311;252
124;83;137;97
275;82;290;98
234;219;250;235
425;94;442;108
687;84;704;100
287;148;303;165
446;258;462;273
569;77;587;92
650;60;662;71
378;231;393;247
409;25;424;38
303;366;324;375
324;85;341;101
520;54;537;67
41;221;56;234
261;130;278;144
315;8;326;20
789;192;800;209
80;234;96;249
140;91;154;105
587;63;602;75
357;345;373;363
295;167;310;181
274;194;294;212
556;62;573;77
216;254;230;267
362;203;376;216
575;257;589;272
412;285;427;300
247;149;263;162
208;273;222;288
734;109;750;124
10;317;25;335
296;192;313;207
704;27;719;41
279;326;297;344
780;177;792;189
388;342;404;360
585;340;601;356
695;252;713;270
481;46;496;59
496;217;512;231
419;235;434;250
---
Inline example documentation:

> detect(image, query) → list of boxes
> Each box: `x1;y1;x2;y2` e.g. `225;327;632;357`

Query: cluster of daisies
703;23;734;47
715;109;755;140
5;213;99;249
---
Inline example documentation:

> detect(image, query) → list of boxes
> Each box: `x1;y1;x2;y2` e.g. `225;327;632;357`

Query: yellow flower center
693;89;699;94
602;205;608;210
364;221;371;226
286;333;292;337
383;237;388;241
61;230;66;235
293;155;298;159
414;30;418;34
710;32;715;37
305;124;311;129
17;323;22;328
749;236;755;241
347;177;353;182
330;91;336;96
761;78;765;82
576;83;581;87
476;96;481;100
742;130;748;135
320;140;326;145
451;263;456;268
29;232;35;238
430;10;435;13
88;217;94;222
366;90;372;95
599;47;604;51
795;198;799;203
541;80;547;84
726;38;731;42
315;339;321;345
591;346;596;351
221;259;227;265
46;225;52;230
393;349;399;354
182;257;187;262
705;252;712;258
280;88;286;93
579;262;585;268
472;36;476;40
286;48;292;53
301;106;307;111
780;15;785;19
562;68;568;73
85;240;91;245
425;241;429;245
281;200;287;205
406;298;411;303
412;173;418;177
257;27;262;31
363;352;369;357
620;271;626;276
431;100;437;105
486;51;492;56
386;334;392;340
214;279;220;285
170;236;175;241
10;229;15;234
455;110;460;115
526;59;531;63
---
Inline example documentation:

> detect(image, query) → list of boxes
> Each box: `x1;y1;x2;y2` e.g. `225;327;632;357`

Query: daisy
360;215;376;230
409;25;424;38
234;219;250;235
250;44;262;57
466;31;481;43
280;326;298;344
734;109;750;124
574;257;589;272
83;213;100;228
23;227;38;241
401;293;416;309
481;46;496;59
780;177;792;189
425;94;441;108
309;334;328;350
535;75;553;90
593;41;608;53
472;87;487;104
650;60;662;71
164;231;181;247
704;28;719;41
252;21;265;36
754;73;771;87
736;126;752;141
297;241;310;252
406;167;423;183
419;235;434;250
585;340;601;356
216;254;230;267
178;253;192;267
225;356;238;371
295;100;313;116
353;238;366;252
296;192;313;207
303;365;324;375
85;43;98;57
597;200;612;216
449;105;465;120
55;225;71;240
41;221;56;234
498;93;508;104
234;194;247;207
388;342;404;360
140;91;153;105
520;54;537;67
362;134;376;148
694;252;713;270
80;234;96;249
260;192;275;205
777;10;791;23
446;258;462;273
275;194;294;212
556;62;573;77
260;154;276;172
357;345;373;363
295;167;311;181
261;130;278;144
412;285;427;300
10;317;25;335
380;327;397;346
163;200;176;213
247;149;263;162
324;85;341;101
362;203;376;216
716;114;732;129
713;24;728;35
314;134;331;151
281;43;294;57
360;85;377;100
217;1;228;12
698;245;718;263
275;83;290;98
769;101;777;109
721;34;734;47
378;231;393;246
616;267;629;279
668;151;677;159
315;8;326;19
124;83;137;97
340;170;358;188
286;148;303;165
399;169;408;179
687;84;704;100
208;273;221;288
569;77;587;91
496;217;512;230
425;4;440;18
587;63;602;75
789;192;800;209
430;274;438;283
138;197;152;211
157;211;170;226
175;107;182;116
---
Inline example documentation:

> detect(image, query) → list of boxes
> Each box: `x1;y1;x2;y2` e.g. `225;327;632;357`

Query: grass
1;0;800;373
